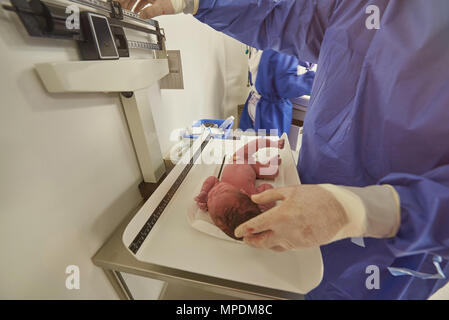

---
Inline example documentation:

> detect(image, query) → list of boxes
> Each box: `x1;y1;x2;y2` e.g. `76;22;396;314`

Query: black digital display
90;14;118;59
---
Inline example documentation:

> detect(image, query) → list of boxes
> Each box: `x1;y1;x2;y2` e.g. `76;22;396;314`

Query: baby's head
207;182;261;239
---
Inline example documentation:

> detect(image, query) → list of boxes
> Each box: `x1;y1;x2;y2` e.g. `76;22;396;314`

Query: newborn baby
195;138;284;239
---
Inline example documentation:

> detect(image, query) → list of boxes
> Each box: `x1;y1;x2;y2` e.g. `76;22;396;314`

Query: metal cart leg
103;269;134;300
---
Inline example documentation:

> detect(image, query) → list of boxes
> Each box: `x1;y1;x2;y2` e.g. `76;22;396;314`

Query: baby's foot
195;176;219;211
194;191;209;211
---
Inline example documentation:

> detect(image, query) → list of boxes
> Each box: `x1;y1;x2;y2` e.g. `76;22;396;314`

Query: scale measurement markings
69;0;157;26
128;138;211;254
127;40;160;51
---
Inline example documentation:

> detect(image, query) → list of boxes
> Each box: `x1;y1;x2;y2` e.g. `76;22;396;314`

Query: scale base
138;160;176;200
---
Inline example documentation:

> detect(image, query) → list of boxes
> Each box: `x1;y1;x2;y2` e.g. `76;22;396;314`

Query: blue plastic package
184;118;234;139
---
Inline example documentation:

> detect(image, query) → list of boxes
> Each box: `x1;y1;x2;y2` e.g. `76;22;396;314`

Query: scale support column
121;89;165;183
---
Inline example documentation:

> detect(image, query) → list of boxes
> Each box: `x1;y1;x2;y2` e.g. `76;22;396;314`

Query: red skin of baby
195;138;285;239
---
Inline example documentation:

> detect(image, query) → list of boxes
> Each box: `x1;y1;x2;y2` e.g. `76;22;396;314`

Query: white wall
0;7;247;299
153;14;248;156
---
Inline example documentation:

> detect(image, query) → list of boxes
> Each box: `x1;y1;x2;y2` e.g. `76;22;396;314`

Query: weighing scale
122;132;323;297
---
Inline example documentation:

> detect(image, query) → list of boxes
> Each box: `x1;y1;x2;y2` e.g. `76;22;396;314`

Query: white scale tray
123;134;323;295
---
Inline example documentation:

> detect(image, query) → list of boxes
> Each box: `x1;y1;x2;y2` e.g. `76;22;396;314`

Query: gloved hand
118;0;196;19
234;184;401;252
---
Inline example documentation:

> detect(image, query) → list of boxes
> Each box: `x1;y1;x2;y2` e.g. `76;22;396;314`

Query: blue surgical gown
195;0;449;299
239;49;315;135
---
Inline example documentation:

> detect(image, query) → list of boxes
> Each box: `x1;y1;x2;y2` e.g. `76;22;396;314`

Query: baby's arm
256;183;274;193
232;138;284;164
194;176;219;211
254;183;276;211
252;155;282;179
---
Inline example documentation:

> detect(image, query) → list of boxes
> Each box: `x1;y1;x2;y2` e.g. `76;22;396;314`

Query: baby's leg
194;176;219;211
255;183;276;211
232;138;284;164
251;155;282;179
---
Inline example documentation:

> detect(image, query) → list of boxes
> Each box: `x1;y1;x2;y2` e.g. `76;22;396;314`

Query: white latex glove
234;184;400;252
118;0;198;19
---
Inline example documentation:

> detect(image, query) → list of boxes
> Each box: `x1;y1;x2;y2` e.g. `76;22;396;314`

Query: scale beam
35;58;169;183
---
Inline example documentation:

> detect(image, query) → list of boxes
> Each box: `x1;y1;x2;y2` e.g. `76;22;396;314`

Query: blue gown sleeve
256;50;314;98
194;0;337;63
379;165;449;259
274;59;315;98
